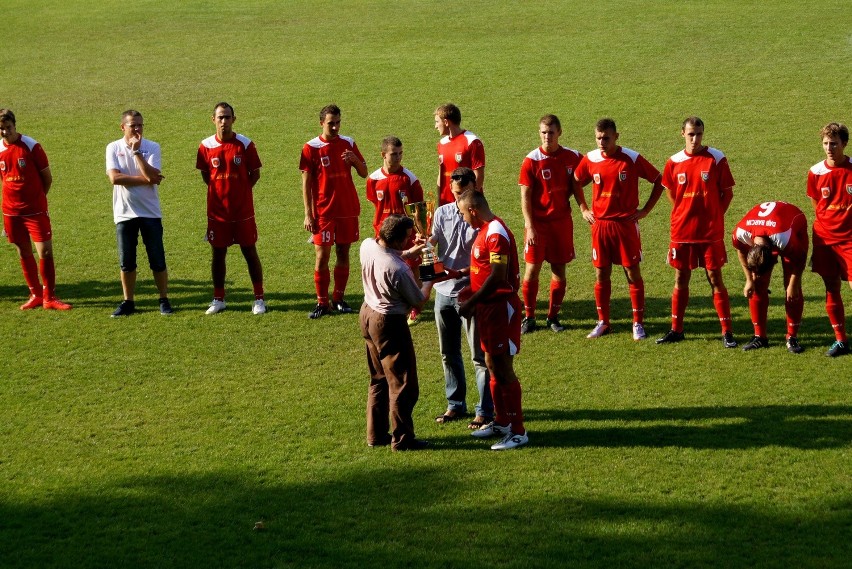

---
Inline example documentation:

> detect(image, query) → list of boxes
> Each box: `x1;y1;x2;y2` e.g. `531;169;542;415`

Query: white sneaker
252;299;267;315
205;299;226;315
586;320;610;339
632;322;647;341
491;431;529;450
471;421;511;439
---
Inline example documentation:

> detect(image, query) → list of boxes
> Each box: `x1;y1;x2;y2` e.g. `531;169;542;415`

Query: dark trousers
360;303;419;449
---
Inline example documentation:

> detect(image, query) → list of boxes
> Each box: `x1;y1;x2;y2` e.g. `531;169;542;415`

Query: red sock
213;287;225;300
39;257;56;297
20;255;41;296
332;266;349;303
825;289;847;341
629;281;645;324
547;279;566;320
314;268;330;305
252;281;264;300
750;292;768;338
671;286;689;332
713;290;733;334
785;294;803;338
522;280;538;318
594;281;611;323
490;377;509;426
502;380;525;435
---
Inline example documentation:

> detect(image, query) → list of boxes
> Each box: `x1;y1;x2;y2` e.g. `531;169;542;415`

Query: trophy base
419;261;446;282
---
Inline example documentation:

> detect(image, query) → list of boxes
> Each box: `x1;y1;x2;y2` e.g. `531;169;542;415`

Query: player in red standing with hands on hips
0;108;71;311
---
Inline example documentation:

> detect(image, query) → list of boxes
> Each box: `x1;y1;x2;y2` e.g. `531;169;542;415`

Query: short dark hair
595;117;617;133
451;167;476;188
820;122;849;144
122;109;142;122
0;108;16;125
746;243;777;275
457;188;488;212
381;136;402;153
320;104;341;122
379;214;414;245
540;114;561;130
435;103;462;125
214;102;235;116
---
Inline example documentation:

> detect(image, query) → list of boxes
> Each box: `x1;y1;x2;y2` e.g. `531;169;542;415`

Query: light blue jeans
435;292;493;419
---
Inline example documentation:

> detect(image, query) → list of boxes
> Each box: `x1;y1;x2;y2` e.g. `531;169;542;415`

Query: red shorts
4;213;52;244
667;240;728;271
591;219;642;268
811;233;852;281
524;216;575;265
206;217;258;248
312;216;359;246
476;294;522;356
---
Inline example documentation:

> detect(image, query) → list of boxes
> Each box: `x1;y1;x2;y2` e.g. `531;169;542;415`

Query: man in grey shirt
430;167;494;429
360;215;427;451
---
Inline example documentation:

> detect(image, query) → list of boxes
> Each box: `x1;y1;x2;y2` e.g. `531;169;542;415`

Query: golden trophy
404;201;445;281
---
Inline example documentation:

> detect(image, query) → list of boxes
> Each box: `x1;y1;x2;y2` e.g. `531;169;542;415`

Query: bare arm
39;166;52;195
248;168;260;189
302;170;316;233
474;166;485;191
573;175;595;224
720;186;734;213
343;149;367;178
634;177;665;221
736;248;755;298
520;184;537;246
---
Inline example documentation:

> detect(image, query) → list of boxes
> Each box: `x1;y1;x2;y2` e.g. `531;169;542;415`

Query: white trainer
205;299;226;315
586;320;610;339
471;421;511;439
632;322;647;341
491;431;529;451
252;299;267;315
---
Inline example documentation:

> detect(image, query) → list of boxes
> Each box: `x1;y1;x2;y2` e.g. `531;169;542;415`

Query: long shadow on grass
526;405;852;449
0;467;849;568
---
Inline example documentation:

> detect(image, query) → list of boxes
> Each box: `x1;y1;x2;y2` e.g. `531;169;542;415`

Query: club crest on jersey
234;156;242;165
376;190;384;201
567;167;574;175
701;171;710;182
677;173;687;184
847;184;852;195
619;171;627;182
0;160;5;171
541;168;551;180
821;187;830;198
211;157;220;168
17;158;26;168
593;173;601;185
455;152;463;163
473;246;480;258
321;156;331;167
399;191;406;202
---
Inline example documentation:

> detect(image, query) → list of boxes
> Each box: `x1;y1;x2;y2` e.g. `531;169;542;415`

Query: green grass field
1;1;850;567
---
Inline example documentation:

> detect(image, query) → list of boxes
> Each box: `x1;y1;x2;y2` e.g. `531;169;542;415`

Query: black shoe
392;438;430;451
786;336;804;354
159;298;174;315
545;318;565;332
111;300;136;318
332;299;353;314
827;340;850;358
521;317;537;334
309;303;330;319
656;330;685;344
722;331;738;349
742;336;769;351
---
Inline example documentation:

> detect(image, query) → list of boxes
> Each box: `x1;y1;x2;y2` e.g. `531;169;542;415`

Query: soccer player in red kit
196;102;266;315
457;190;527;451
574;118;665;340
366;136;423;238
656;117;737;348
807;122;852;357
0;109;71;311
518;114;582;334
732;201;808;353
435;103;485;206
301;104;368;319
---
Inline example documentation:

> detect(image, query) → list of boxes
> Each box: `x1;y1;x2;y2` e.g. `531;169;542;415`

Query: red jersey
366;166;423;237
196;134;262;222
574;147;661;221
437;130;485;205
662;147;735;242
518;145;581;221
300;135;364;219
732;201;808;258
0;134;49;216
470;216;520;301
807;156;852;245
